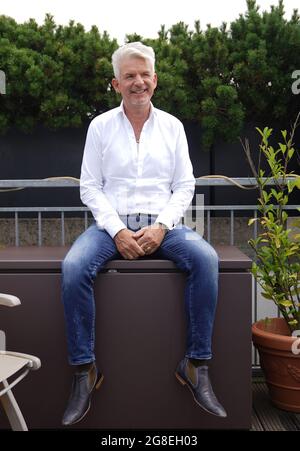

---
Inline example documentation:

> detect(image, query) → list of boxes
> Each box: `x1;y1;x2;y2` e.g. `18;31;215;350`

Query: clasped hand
114;225;166;260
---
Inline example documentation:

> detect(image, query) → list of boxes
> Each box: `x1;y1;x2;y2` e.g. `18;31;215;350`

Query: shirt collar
119;101;156;121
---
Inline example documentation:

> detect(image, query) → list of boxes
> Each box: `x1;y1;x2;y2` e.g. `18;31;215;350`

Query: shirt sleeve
155;121;195;229
80;120;127;238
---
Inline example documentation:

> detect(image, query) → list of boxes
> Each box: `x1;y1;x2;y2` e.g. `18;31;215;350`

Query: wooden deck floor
252;380;300;431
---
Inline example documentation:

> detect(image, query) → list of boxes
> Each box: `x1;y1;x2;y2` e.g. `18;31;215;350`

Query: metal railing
0;177;298;246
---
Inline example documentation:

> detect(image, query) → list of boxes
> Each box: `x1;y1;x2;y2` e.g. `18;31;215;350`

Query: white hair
112;42;155;79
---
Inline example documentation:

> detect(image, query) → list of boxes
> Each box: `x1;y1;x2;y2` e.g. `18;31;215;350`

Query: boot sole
175;371;227;418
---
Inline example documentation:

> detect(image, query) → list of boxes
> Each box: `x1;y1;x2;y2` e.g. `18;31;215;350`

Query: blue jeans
62;217;219;365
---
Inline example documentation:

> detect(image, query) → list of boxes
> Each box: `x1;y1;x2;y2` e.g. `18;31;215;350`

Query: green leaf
288;148;295;160
248;218;257;226
295;177;300;189
279;143;287;154
278;300;293;307
261;292;274;300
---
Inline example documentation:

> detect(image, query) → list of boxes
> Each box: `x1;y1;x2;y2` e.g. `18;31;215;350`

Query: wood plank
288;412;300;430
251;408;264;431
253;382;298;431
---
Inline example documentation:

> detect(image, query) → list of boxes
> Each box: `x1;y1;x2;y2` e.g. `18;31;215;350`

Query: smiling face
112;56;157;113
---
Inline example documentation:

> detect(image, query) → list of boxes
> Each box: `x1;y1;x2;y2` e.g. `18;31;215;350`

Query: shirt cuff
155;215;173;230
97;216;127;239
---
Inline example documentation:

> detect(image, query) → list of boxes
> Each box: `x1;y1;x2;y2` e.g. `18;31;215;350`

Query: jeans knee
209;246;219;268
193;242;219;272
62;254;82;283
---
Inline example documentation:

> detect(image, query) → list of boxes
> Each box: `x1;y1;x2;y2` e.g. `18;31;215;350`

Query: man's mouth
131;89;147;94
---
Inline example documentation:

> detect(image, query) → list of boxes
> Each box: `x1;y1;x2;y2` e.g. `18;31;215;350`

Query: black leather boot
175;358;227;417
62;362;104;426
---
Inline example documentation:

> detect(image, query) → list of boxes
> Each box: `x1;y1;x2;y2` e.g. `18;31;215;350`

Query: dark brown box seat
0;245;252;429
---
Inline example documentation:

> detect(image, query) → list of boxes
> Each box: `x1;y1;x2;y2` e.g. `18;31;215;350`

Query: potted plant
241;116;300;412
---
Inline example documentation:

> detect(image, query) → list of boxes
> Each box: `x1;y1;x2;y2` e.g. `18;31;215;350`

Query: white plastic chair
0;293;41;431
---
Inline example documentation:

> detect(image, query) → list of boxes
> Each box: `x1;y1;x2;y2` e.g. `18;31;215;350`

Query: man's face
112;56;157;110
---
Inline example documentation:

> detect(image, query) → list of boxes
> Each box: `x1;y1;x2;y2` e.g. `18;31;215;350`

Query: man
62;42;227;426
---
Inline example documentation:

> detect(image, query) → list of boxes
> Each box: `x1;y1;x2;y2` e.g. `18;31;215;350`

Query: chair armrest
0;293;21;308
0;351;41;370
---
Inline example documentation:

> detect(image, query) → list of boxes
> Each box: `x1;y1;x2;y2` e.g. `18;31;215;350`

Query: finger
143;244;152;254
136;237;146;246
132;228;147;239
135;237;148;246
123;251;137;260
130;241;146;256
118;245;137;260
136;245;146;257
120;251;130;259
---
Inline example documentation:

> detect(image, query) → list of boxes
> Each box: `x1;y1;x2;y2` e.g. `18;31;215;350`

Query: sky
0;0;298;43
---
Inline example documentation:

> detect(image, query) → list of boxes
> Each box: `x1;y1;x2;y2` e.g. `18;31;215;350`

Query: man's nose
134;74;144;85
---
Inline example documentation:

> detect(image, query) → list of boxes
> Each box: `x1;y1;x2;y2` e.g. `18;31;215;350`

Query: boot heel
175;372;186;386
96;374;104;390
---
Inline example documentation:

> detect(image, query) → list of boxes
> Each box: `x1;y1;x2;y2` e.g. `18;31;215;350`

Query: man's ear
112;78;120;93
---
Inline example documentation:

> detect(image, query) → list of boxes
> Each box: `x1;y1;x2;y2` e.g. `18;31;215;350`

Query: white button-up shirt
80;103;195;238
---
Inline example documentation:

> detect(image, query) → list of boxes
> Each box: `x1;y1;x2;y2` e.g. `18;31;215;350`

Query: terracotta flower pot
252;317;300;412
